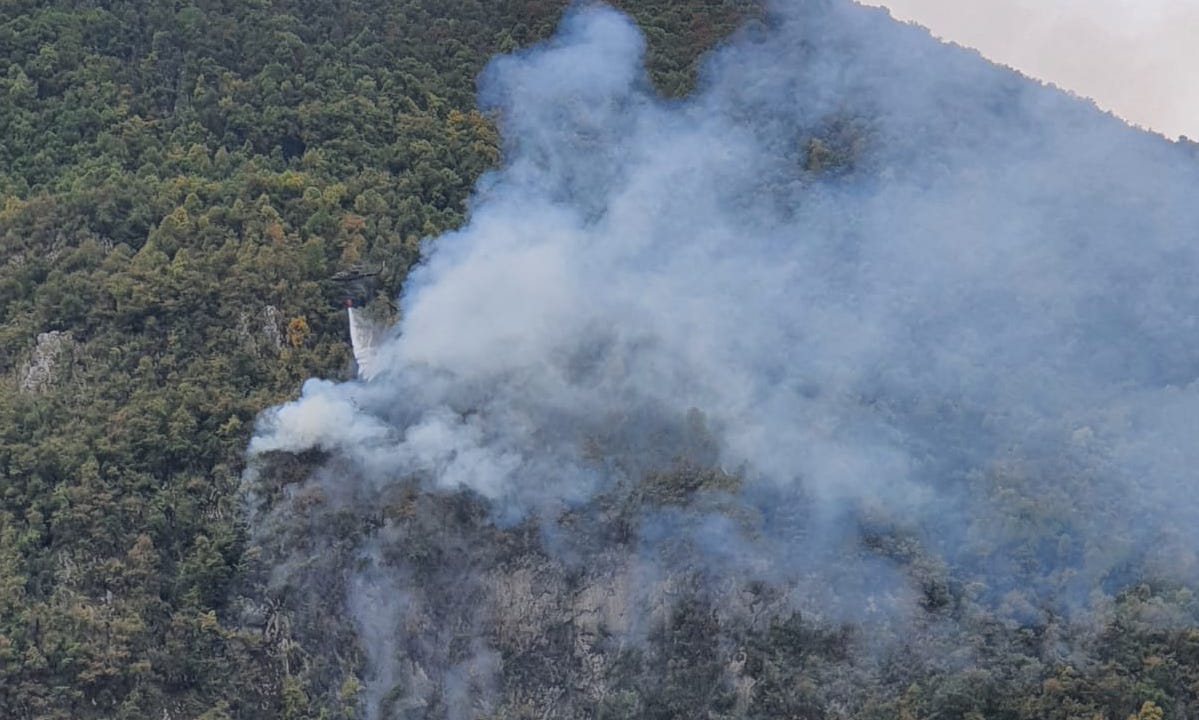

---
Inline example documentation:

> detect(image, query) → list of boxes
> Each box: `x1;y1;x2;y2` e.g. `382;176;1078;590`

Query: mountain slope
0;1;755;718
248;2;1199;719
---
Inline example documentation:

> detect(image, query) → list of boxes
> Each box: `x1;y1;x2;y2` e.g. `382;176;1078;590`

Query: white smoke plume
248;0;1199;713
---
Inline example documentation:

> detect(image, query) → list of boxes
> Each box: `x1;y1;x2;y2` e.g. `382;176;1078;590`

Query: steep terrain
0;1;754;717
248;2;1199;720
4;1;1199;720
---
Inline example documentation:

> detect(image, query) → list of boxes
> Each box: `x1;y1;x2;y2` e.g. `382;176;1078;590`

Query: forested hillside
5;1;1199;720
0;1;755;717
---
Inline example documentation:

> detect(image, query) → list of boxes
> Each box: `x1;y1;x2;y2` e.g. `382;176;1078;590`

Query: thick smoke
248;0;1199;714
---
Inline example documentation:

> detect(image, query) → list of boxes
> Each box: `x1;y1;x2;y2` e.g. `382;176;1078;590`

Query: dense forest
3;1;1199;720
0;1;756;717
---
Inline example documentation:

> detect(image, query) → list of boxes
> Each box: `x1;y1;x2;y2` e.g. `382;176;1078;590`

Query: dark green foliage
0;2;757;717
4;1;1198;719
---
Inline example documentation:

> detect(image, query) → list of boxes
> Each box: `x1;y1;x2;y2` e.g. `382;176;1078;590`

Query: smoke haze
247;0;1199;714
856;0;1199;140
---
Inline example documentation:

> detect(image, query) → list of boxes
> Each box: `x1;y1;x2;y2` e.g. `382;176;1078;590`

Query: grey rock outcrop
19;330;77;393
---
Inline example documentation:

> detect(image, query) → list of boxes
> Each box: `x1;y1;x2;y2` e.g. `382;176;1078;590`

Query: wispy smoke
856;0;1199;139
248;0;1199;715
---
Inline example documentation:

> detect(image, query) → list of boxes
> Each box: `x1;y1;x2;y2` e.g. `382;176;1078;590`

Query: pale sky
855;0;1199;140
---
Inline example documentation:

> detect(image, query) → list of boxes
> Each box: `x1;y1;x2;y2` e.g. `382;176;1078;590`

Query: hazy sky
856;0;1199;140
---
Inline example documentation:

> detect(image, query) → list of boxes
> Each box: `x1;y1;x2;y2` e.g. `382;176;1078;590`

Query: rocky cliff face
247;463;829;719
19;330;77;393
245;453;1132;720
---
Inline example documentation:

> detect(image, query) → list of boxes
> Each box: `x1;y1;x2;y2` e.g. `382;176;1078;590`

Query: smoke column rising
248;0;1199;713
